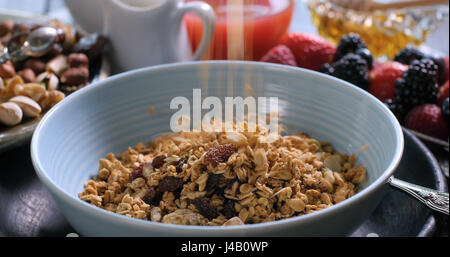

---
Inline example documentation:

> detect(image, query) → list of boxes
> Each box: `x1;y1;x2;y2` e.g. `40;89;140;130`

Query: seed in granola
157;176;184;192
142;186;162;205
174;158;187;173
193;197;218;219
152;155;166;169
206;174;221;192
223;200;236;219
312;181;328;193
204;144;235;165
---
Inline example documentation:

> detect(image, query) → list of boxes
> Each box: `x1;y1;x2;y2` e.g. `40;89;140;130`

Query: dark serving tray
0;129;447;237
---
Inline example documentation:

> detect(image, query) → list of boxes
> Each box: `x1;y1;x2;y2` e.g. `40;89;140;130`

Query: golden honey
307;0;448;59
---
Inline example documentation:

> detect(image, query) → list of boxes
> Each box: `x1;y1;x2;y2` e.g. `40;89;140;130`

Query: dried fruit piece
142;186;162;205
157;176;184;192
129;165;144;182
193;197;218;219
206;173;221;192
223;200;236;219
222;216;245;226
204;144;235;165
152;155;166;169
174;158;187;173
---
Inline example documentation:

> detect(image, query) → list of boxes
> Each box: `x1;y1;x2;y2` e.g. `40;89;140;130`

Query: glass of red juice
184;0;295;61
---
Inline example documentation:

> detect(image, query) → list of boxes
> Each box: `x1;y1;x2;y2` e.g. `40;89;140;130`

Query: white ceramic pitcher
66;0;215;72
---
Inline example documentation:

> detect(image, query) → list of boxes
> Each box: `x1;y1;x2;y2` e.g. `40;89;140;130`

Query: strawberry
260;44;298;67
368;62;408;102
278;33;336;71
438;80;449;105
405;104;449;140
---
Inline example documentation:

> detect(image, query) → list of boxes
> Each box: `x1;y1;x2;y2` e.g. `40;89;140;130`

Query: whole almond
25;59;46;74
9;95;41;118
46;54;68;76
0;102;23;126
0;61;16;79
17;68;36;83
61;67;89;85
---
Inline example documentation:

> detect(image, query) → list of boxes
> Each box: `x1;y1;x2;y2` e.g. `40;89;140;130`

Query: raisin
129;165;143;182
206;174;221;192
193;198;218;219
157;176;184;192
312;181;328;193
142;187;162;205
152;155;166;169
223;200;236;219
175;158;187;173
204;144;235;165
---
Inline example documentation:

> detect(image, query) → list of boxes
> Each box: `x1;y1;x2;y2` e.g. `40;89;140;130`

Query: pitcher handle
175;1;216;61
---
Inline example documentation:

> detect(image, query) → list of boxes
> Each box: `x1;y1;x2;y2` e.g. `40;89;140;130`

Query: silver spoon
389;177;449;215
0;26;58;64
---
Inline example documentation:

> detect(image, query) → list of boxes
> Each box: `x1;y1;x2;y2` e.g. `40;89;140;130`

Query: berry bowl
31;61;404;236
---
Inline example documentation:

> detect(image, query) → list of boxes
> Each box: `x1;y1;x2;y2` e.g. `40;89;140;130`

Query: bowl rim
31;60;404;233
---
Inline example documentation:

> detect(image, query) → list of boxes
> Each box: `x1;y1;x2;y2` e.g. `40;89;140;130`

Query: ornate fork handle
389;177;449;215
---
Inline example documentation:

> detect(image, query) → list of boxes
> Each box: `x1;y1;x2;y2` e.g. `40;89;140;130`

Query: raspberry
205;144;235;165
193;198;218;219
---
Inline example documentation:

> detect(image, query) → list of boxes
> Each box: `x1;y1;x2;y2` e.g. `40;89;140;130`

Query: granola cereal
79;122;366;226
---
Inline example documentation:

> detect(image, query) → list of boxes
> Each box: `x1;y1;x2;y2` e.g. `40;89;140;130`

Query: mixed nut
0;19;104;126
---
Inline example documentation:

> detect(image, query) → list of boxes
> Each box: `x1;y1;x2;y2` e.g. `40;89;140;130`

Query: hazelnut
25;59;46;74
17;68;36;83
0;61;16;79
60;67;89;85
68;53;89;68
0;20;13;37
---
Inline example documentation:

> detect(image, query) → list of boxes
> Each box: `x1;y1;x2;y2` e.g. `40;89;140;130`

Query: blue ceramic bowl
31;61;404;236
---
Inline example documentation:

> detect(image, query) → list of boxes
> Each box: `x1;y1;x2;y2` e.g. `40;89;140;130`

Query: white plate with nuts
0;9;109;152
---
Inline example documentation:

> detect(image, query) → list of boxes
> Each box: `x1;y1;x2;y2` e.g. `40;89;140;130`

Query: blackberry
332;54;369;89
384;99;408;122
430;56;448;85
442;98;449;122
393;46;425;65
319;63;334;75
393;59;439;118
355;48;373;70
334;33;367;61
